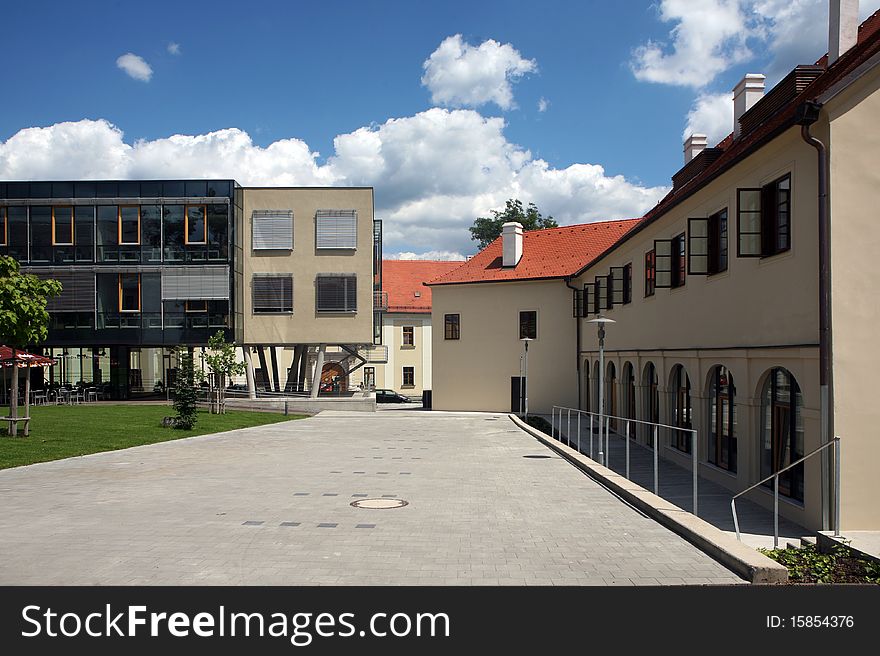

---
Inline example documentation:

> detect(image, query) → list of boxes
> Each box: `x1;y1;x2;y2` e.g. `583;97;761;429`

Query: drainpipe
797;100;835;530
564;277;582;409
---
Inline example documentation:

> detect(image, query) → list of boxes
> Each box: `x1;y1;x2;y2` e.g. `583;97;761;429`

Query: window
644;250;656;297
316;209;357;249
52;206;74;245
252;210;293;250
610;264;632;305
119;274;141;313
583;281;596;315
252;275;293;314
670;364;692;452
0;207;6;246
519;310;537;339
595;275;610;310
118;206;140;245
671;233;686;288
444;313;460;340
738;174;791;257
185;205;207;244
186;300;208;313
402;326;414;346
363;367;375;389
643;362;659;446
761;368;804;501
315;275;357;312
709;365;737;472
688;209;728;275
402;367;415;388
572;288;585;318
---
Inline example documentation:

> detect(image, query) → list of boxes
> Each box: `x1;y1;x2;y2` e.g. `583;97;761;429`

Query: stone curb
509;414;788;585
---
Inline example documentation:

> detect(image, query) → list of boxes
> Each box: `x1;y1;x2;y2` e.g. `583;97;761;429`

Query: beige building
349;260;459;397
235;186;379;397
429;6;880;532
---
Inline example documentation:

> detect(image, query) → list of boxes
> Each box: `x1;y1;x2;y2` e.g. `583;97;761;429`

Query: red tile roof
426;219;642;286
382;260;461;312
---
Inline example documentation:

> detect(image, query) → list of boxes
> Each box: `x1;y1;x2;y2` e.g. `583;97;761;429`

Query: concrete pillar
242;346;256;400
289;345;305;392
310;344;326;399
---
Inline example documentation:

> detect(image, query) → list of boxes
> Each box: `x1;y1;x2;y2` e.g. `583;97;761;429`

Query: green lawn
0;404;304;469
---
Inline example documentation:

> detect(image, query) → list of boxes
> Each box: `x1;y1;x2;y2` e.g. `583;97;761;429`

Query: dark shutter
654;239;673;288
687;218;709;275
572;288;583;318
737;189;762;256
44;271;95;312
316;275;357;312
252;275;293;313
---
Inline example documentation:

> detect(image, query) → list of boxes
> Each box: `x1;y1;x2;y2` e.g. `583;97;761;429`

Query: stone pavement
0;410;744;585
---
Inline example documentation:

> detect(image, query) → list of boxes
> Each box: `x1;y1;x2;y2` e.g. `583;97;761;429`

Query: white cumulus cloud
683;91;733;146
0;114;667;256
421;34;537;110
116;53;153;82
387;251;467;261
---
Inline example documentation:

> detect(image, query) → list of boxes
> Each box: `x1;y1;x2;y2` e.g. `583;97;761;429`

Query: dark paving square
280;522;301;527
355;524;376;529
317;523;338;528
242;521;264;526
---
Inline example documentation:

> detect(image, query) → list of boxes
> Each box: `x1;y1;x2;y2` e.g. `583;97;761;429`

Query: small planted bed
760;542;880;584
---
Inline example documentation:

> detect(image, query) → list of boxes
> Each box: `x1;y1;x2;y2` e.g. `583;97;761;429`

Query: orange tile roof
426;219;642;286
382;260;461;312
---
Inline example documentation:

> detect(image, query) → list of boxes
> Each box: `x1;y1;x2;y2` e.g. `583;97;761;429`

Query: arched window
592;360;600;412
670;364;692;453
606;361;617;429
708;365;736;472
643;362;659;446
622;362;636;424
583;360;591;413
761;368;804;501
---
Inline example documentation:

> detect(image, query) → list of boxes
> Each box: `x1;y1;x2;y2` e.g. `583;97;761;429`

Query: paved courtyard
0;410;744;585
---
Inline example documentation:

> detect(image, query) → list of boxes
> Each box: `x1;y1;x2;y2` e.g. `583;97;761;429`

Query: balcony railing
373;290;388;310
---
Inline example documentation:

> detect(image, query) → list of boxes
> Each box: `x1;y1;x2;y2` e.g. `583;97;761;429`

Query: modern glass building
0;179;239;399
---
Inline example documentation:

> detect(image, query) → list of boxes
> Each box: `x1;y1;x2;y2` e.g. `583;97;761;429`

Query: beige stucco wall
826;62;880;530
239;187;374;345
431;280;578;413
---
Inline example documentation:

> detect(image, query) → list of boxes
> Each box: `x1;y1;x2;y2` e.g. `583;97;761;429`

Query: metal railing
731;436;840;548
551;406;699;518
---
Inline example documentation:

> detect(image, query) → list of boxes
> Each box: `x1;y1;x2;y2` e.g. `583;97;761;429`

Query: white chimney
829;0;859;64
502;222;523;267
733;73;766;138
683;134;708;163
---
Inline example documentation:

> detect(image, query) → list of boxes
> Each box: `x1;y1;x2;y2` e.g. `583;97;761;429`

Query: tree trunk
9;348;18;437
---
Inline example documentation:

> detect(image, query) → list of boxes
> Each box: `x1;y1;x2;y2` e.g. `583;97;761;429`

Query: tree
203;331;245;414
469;199;558;249
0;256;61;436
172;348;199;430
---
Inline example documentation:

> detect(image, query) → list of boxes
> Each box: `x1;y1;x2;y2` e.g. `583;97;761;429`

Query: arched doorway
708;365;736;472
606;361;617;429
760;368;804;501
669;364;692;453
320;362;347;393
622;362;636;433
642;362;659;446
582;360;591;412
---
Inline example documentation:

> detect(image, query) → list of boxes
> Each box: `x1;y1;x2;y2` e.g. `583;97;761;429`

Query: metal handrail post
774;476;780;549
731;498;741;541
625;420;630;480
605;416;610;469
567;408;571;447
551;407;556;440
834;436;841;538
590;414;594;459
577;412;581;454
653;424;659;496
692;430;698;518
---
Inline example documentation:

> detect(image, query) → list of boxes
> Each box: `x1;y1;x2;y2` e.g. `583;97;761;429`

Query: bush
759;542;880;584
172;349;199;430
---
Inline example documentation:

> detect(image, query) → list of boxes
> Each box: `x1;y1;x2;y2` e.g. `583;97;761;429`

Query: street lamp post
587;316;615;466
520;337;532;420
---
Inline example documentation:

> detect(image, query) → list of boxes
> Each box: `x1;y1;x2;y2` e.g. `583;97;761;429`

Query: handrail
551;405;699;517
731;436;840;548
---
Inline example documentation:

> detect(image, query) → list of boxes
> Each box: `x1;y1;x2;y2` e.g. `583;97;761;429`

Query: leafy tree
469;199;558;249
203;331;245;414
0;256;61;436
172;348;199;430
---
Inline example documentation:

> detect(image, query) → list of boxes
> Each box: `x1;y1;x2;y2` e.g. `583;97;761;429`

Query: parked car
375;389;412;404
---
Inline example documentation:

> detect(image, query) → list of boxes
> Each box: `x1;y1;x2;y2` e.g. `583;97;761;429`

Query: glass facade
0;180;237;399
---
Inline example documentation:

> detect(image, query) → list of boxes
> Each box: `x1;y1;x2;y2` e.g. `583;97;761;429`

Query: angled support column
242;346;257;400
310;344;326;399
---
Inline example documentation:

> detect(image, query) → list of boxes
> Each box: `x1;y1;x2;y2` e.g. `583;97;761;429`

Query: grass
0;404;305;469
760;542;880;584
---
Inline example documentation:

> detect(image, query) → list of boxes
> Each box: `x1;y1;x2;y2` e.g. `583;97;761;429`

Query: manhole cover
350;498;409;509
523;455;552;459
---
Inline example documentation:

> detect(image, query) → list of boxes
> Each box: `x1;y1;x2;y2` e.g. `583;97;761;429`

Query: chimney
733;74;766;138
502;222;523;267
829;0;859;64
683;134;708;163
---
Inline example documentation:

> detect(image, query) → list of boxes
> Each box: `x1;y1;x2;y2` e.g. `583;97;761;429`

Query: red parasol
0;346;56;368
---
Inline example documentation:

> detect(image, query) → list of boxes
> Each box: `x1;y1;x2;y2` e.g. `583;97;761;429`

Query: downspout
797;100;834;530
564;277;582;409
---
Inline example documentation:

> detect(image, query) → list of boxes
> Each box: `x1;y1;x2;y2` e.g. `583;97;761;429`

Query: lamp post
587;316;615;466
520;337;532;420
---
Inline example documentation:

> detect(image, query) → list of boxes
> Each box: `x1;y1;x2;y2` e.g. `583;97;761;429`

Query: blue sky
1;0;877;258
